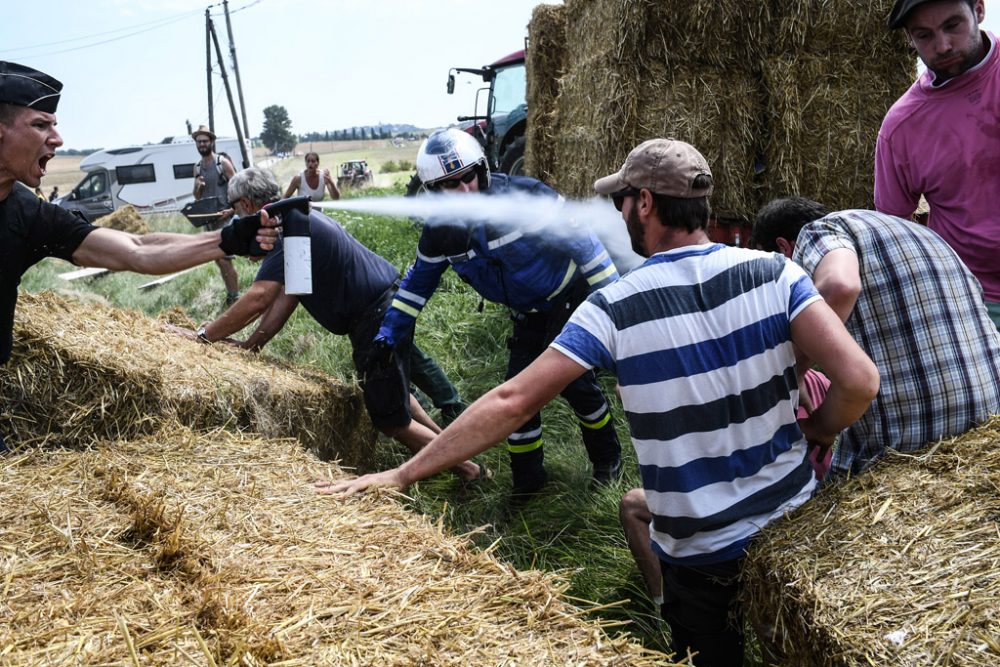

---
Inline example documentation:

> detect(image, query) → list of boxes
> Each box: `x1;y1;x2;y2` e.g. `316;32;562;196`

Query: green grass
20;184;692;657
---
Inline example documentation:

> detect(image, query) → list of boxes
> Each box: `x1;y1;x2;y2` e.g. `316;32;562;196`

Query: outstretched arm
321;348;588;495
197;280;284;342
71;212;279;274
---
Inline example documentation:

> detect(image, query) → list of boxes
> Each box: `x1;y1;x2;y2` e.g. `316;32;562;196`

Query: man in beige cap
191;124;240;306
0;62;279;451
321;137;879;666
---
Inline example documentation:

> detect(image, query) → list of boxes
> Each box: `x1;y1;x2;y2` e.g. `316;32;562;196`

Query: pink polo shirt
875;32;1000;303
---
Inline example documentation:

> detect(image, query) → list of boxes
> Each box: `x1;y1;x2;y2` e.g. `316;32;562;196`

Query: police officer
0;61;277;451
375;128;623;503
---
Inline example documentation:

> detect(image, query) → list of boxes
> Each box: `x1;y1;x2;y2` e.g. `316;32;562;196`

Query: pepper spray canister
263;196;313;296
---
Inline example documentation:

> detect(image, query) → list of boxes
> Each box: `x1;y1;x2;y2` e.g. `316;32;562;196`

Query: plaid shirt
794;210;1000;475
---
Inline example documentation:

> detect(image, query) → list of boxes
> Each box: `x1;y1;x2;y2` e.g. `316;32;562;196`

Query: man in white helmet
371;128;623;505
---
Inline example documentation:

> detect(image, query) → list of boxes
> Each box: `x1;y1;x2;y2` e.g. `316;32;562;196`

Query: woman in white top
284;152;340;201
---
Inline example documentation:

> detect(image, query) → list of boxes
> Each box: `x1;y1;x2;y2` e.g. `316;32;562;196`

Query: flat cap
0;61;62;113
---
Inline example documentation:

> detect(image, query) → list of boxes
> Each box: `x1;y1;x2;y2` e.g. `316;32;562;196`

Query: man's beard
197;144;212;156
626;206;647;257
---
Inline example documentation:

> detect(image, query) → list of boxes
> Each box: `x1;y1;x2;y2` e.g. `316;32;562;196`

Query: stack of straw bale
94;204;150;235
0;292;374;468
761;1;915;210
743;417;1000;666
527;0;913;221
525;3;567;185
0;424;682;665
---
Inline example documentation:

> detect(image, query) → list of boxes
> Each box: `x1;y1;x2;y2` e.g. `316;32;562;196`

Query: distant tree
260;105;296;154
351;127;358;140
324;130;330;141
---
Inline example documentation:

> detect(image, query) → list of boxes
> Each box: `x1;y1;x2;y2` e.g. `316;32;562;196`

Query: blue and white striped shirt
552;243;821;565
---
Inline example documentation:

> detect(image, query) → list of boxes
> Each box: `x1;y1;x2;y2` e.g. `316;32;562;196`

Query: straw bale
743;416;1000;666
563;0;619;64
771;0;912;58
616;0;772;68
94;204;150;235
760;52;915;210
0;292;375;468
526;2;567;184
636;62;763;221
0;425;683;665
553;49;637;198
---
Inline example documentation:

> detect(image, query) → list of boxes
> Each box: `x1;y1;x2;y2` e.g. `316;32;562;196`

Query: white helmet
416;128;490;191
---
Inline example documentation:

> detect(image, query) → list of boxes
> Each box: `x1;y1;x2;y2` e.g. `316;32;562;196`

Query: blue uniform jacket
378;174;619;345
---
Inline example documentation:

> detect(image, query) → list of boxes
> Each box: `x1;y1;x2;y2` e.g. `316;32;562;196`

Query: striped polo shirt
552;243;821;565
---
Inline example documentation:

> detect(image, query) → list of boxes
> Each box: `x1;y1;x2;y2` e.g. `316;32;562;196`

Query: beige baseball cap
594;138;713;198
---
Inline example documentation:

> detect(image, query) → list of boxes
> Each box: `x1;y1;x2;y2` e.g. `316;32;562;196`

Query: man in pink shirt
875;0;1000;328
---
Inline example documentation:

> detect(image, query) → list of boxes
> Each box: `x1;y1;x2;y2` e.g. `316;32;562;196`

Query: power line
0;8;203;54
1;1;263;60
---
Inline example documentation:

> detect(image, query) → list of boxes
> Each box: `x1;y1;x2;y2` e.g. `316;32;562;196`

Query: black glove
219;214;265;256
363;338;395;381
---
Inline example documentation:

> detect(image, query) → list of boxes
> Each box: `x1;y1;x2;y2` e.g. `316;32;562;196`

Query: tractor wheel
499;136;526;176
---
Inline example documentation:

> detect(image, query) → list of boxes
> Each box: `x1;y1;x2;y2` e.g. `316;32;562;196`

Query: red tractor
449;49;527;176
407;50;526;195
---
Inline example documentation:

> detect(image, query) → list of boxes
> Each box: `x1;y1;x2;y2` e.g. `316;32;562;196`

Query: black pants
659;557;745;667
504;278;620;489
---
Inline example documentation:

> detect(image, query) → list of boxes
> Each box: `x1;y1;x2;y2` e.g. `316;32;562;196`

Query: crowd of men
3;1;999;665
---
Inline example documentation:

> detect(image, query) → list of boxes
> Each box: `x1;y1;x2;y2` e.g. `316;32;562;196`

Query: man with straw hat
323;138;880;667
191;123;241;307
876;0;1000;329
0;61;279;451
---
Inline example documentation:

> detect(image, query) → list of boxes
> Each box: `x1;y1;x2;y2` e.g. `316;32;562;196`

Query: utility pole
208;18;250;168
222;0;251;146
205;9;214;132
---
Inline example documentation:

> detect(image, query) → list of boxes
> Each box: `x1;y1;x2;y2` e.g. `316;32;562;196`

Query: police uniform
378;174;623;494
0;62;98;451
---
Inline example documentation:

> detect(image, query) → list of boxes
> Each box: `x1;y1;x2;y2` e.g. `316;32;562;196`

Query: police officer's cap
0;62;62;114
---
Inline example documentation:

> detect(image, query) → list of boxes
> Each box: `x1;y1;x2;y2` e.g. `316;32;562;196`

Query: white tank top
298;170;325;201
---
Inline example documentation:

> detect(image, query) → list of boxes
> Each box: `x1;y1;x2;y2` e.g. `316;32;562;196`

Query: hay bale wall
528;0;914;220
0;425;681;665
743;417;1000;666
526;3;567;185
0;292;374;468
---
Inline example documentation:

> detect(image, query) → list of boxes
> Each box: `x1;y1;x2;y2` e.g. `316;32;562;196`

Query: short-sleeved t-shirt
254;210;399;334
0;184;96;362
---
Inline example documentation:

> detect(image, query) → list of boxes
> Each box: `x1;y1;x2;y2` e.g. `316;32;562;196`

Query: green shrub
380;160;398;173
397;159;414;172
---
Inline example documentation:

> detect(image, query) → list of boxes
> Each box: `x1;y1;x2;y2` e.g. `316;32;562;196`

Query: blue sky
1;0;555;150
2;0;996;151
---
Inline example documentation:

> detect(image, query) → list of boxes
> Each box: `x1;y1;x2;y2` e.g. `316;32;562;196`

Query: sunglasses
429;169;478;191
611;187;642;212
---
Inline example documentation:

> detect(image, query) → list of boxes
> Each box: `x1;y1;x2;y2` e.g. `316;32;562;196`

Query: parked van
56;136;248;222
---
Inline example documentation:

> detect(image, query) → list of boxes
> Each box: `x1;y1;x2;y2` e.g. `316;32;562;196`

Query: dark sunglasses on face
429;169;478;191
611;187;642;212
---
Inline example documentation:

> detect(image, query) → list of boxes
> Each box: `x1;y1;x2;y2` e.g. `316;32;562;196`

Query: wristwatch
196;325;211;344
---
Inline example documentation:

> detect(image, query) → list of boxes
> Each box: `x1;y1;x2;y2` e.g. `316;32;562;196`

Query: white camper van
57;136;248;222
